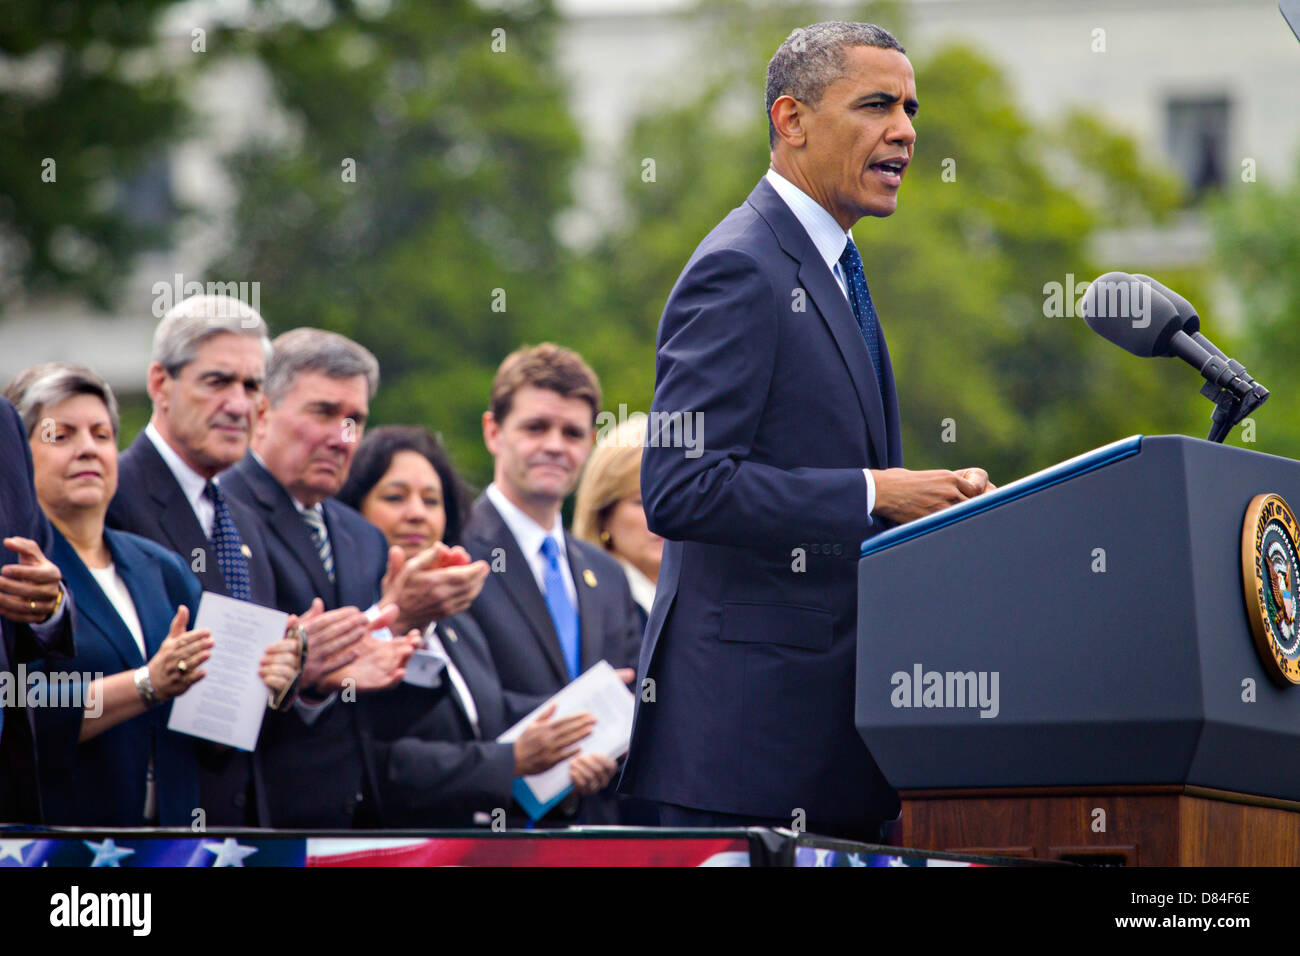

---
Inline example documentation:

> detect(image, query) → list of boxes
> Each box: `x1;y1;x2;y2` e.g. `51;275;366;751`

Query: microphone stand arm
1201;379;1269;444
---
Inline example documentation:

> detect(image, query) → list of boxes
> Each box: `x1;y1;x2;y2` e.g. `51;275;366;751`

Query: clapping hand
147;606;212;700
297;599;394;690
381;544;490;633
315;627;421;694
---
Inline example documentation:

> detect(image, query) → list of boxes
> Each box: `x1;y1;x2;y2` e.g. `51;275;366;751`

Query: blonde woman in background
573;415;662;633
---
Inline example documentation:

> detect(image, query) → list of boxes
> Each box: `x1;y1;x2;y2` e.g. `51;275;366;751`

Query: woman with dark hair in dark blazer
338;426;598;826
5;363;301;826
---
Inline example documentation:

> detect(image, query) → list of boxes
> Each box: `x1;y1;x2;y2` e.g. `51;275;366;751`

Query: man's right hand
298;599;395;690
870;467;994;525
512;703;596;777
381;544;490;634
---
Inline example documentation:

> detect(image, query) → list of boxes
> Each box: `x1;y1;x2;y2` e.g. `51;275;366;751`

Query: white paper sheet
496;660;636;807
166;592;289;751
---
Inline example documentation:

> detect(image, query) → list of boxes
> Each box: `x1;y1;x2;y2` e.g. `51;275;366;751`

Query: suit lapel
470;498;570;686
236;455;335;606
435;618;503;735
52;529;146;670
566;537;601;673
877;329;903;468
798;259;889;467
324;501;369;609
133;434;227;588
748;178;890;468
433;621;475;727
107;531;173;658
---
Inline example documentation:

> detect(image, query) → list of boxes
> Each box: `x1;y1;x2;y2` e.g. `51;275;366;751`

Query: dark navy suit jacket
619;177;904;831
0;397;75;823
37;527;202;826
220;452;389;828
367;611;544;826
461;495;642;824
107;431;276;604
105;429;275;825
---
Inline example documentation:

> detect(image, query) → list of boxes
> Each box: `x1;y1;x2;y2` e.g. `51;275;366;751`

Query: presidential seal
1242;493;1300;685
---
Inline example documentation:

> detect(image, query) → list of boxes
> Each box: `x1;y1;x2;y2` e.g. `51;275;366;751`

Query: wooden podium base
901;785;1300;866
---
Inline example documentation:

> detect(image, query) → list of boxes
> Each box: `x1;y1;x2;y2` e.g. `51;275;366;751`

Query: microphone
1082;271;1269;442
1130;274;1259;387
1079;271;1182;357
1081;272;1258;403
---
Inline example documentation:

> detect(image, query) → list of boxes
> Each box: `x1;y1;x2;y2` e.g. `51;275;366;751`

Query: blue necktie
839;239;884;384
206;481;251;602
539;537;580;681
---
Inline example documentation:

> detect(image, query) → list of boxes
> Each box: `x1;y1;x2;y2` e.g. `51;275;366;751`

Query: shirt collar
249;448;322;517
485;483;565;561
145;422;210;509
764;167;854;277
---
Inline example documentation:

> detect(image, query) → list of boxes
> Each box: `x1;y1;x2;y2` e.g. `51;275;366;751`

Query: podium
855;435;1300;865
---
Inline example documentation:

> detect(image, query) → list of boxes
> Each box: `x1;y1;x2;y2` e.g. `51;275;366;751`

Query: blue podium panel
855;435;1300;800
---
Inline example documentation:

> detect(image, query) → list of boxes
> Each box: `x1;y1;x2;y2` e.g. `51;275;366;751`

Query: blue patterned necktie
205;481;251;602
539;536;580;681
838;238;884;384
300;506;335;584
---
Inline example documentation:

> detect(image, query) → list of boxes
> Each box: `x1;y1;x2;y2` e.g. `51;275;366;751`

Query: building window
1165;95;1231;195
119;156;175;237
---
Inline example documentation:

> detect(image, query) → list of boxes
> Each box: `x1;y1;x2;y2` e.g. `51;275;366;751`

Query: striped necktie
300;506;335;584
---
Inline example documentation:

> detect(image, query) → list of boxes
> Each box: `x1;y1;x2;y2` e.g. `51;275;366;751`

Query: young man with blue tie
461;344;643;823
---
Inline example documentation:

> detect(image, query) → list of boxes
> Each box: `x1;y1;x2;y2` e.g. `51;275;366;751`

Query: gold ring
29;600;36;612
177;659;188;674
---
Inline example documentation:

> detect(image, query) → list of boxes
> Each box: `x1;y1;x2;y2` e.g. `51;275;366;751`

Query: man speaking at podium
620;22;994;842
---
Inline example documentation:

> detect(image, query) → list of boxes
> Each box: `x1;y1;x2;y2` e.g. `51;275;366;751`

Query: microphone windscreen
1132;274;1200;334
1081;272;1183;357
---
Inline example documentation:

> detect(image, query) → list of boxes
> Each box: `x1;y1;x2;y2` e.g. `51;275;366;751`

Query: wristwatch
133;665;161;707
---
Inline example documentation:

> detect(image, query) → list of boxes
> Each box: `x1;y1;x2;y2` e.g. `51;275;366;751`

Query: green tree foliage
7;0;1234;487
209;0;581;484
583;0;1206;485
0;0;189;306
1209;157;1300;457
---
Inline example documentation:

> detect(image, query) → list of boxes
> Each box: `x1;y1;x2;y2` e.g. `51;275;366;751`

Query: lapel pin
240;544;252;559
583;569;597;588
444;626;458;642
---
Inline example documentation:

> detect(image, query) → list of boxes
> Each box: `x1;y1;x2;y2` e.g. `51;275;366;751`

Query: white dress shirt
764;166;878;517
485;483;578;607
146;422;215;536
86;562;146;660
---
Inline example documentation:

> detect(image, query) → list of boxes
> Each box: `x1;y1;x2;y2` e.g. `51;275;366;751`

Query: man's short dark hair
766;21;906;148
489;343;601;427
